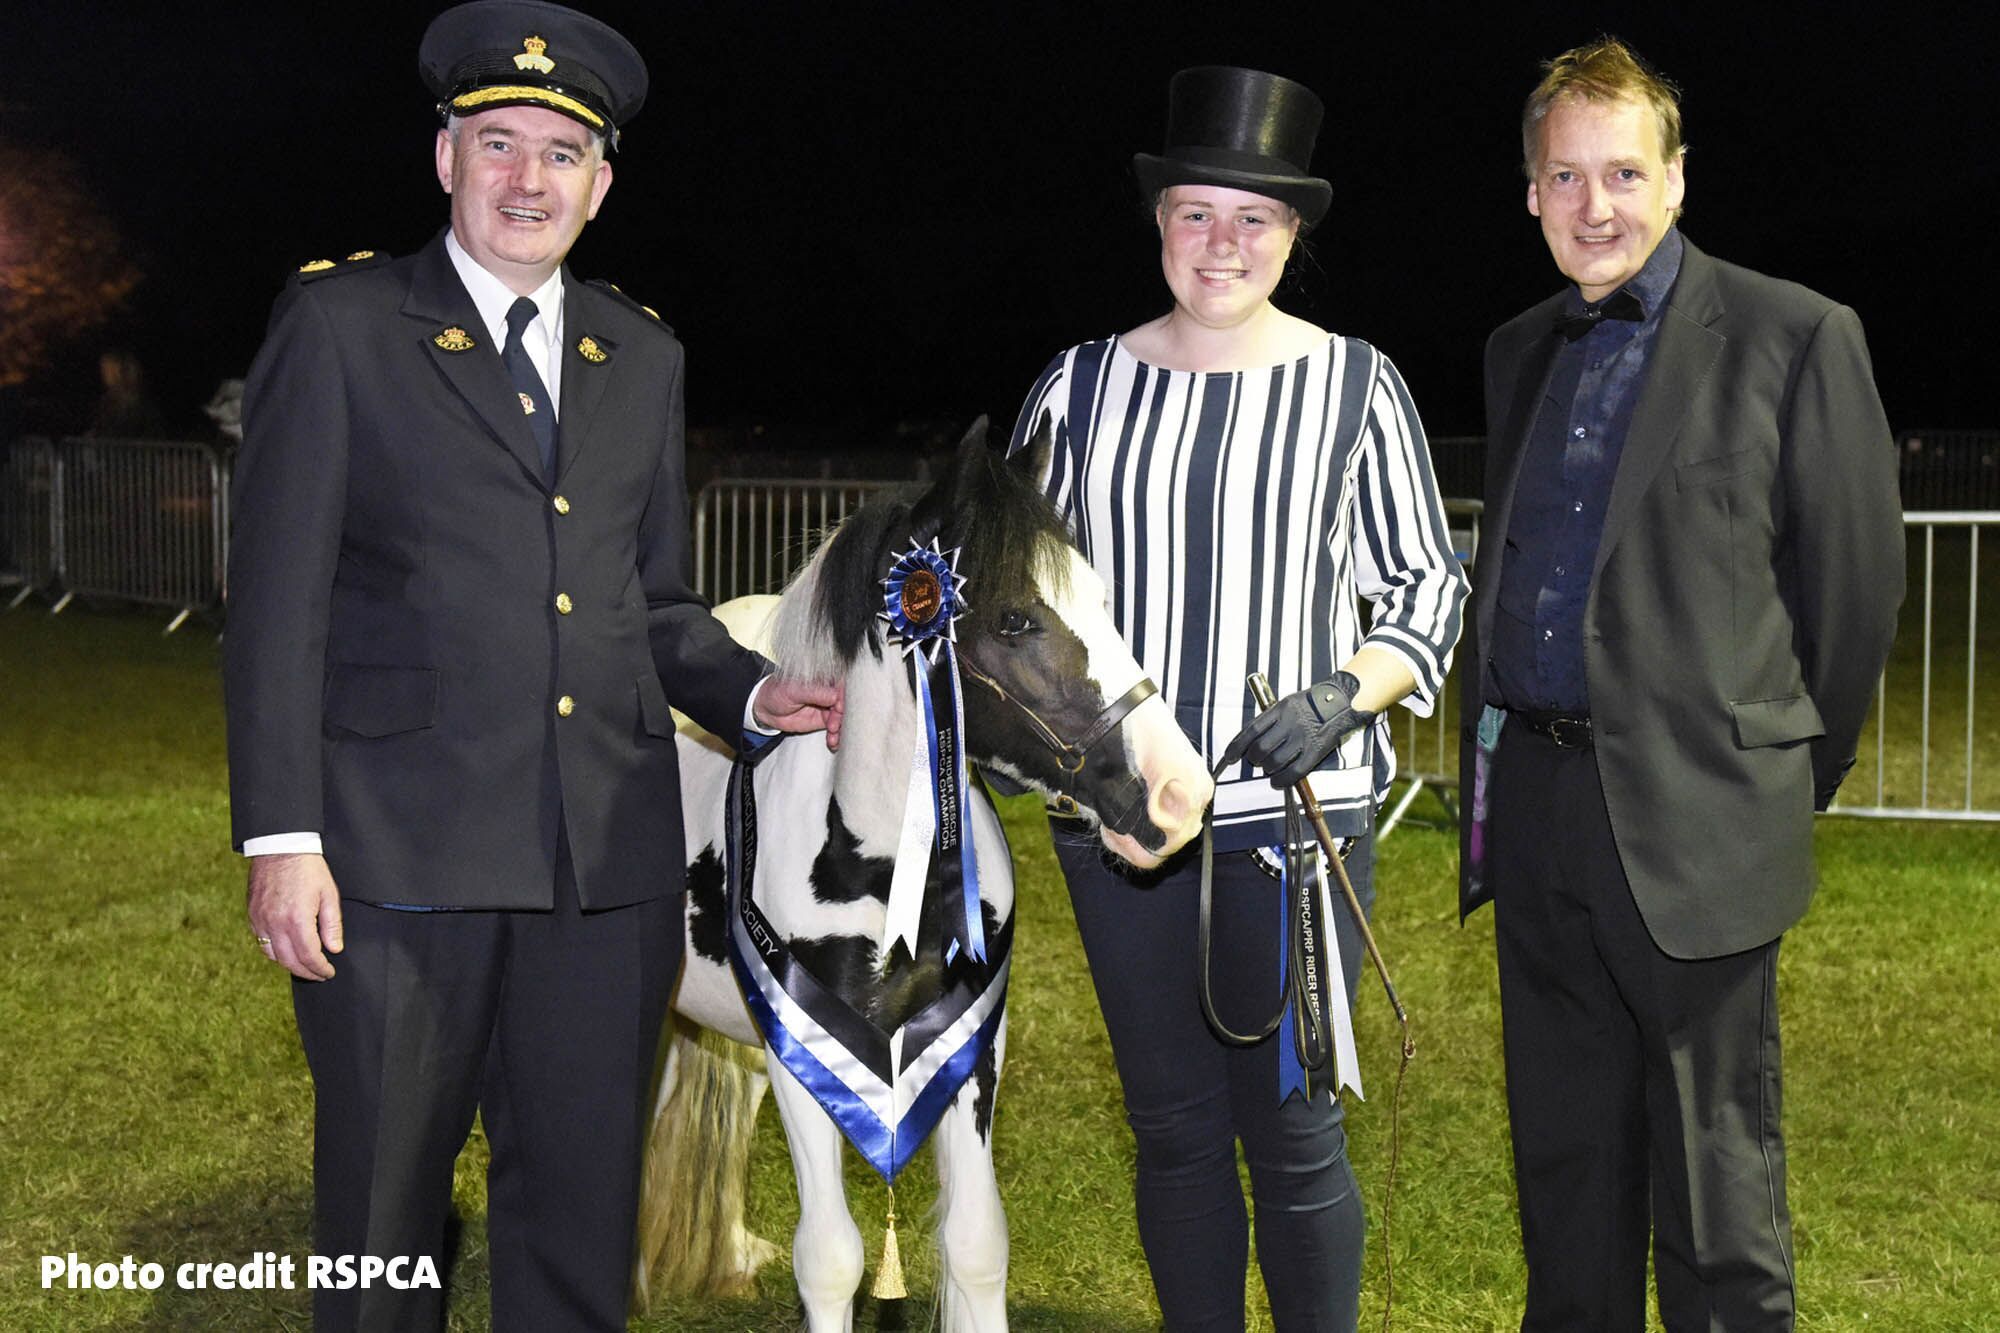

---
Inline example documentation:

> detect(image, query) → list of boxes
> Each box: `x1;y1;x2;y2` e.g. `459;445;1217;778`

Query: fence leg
1378;777;1426;840
7;585;32;611
164;608;190;636
50;591;73;615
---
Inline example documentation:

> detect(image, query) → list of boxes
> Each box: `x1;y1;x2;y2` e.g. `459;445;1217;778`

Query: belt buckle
1548;715;1591;748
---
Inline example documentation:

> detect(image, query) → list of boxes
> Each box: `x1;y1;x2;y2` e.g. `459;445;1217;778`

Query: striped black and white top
1010;334;1468;849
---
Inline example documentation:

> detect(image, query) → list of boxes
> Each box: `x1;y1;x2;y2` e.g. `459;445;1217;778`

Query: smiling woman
1005;64;1468;1333
1151;186;1299;337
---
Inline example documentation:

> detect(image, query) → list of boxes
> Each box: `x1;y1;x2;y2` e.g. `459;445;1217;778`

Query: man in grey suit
224;4;839;1328
1459;37;1903;1331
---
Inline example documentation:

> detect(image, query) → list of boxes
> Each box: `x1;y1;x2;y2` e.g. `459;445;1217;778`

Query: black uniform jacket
224;231;765;910
1460;237;1904;958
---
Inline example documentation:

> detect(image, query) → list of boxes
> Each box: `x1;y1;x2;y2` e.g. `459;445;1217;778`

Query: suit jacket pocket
1675;448;1754;490
637;673;677;739
324;664;439;737
1730;693;1826;748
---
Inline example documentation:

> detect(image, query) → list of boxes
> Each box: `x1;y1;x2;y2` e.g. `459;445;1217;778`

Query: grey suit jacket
224;232;766;910
1459;235;1903;958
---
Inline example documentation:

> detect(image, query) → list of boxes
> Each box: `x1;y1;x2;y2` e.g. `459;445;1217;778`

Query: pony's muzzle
1097;774;1154;842
1099;768;1211;861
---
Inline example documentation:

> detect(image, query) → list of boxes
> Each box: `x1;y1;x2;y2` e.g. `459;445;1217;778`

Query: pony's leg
766;1048;863;1333
933;1014;1009;1332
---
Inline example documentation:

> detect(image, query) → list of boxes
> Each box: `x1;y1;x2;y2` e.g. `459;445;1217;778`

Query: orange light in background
0;141;142;390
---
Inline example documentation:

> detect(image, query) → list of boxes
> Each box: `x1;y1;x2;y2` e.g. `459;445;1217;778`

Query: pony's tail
633;1019;775;1307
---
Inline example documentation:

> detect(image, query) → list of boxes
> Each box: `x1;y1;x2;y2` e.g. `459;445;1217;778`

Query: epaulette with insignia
587;278;671;332
291;250;392;284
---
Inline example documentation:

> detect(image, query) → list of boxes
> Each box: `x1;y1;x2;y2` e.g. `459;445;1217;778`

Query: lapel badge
577;335;608;363
518;392;538;416
434;326;477;352
514;35;556;74
345;250;375;262
298;259;335;273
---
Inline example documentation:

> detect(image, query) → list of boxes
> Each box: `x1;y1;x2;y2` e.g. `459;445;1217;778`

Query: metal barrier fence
691;478;1997;830
11;455;1989;822
1426;431;2000;511
1379;507;2000;829
1839;513;1998;822
2;437;58;608
1378;497;1482;836
692;478;892;603
1;436;229;631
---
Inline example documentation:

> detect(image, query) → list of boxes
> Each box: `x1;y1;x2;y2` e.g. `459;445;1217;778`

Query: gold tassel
870;1188;907;1301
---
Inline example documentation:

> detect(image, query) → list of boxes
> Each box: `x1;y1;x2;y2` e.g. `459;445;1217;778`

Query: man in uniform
1460;37;1903;1331
222;3;840;1327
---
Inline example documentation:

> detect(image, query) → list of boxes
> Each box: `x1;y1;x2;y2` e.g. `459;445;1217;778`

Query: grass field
2;607;1997;1331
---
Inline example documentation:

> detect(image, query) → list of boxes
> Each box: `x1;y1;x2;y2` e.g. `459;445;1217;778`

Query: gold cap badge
434;327;476;352
299;259;335;273
514;35;556;74
345;250;375;262
577;336;607;363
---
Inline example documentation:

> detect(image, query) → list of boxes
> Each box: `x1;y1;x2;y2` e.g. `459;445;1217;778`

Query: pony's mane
767;448;1073;681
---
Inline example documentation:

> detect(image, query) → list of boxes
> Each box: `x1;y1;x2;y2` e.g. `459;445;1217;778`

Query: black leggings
1053;826;1374;1333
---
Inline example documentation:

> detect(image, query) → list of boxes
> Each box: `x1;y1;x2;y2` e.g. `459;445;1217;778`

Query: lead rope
1196;674;1414;1330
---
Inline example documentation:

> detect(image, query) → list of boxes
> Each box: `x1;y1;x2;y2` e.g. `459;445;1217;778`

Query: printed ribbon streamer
878;538;985;967
725;737;1012;1183
1276;846;1361;1104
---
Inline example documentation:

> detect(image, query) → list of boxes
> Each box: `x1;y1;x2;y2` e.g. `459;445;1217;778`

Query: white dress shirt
445;229;566;410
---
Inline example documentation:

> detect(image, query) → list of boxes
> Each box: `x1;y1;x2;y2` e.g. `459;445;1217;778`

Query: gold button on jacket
556;695;575;717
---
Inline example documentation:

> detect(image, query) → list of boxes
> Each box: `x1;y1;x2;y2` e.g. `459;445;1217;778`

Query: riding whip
1245;674;1412;1050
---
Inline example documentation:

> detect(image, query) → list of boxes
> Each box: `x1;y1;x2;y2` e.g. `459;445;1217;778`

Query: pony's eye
996;609;1035;638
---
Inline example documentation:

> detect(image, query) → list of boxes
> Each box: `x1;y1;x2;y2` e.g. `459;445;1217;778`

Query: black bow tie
1554;289;1644;341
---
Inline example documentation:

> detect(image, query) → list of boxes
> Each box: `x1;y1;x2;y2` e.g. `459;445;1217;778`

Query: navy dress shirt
1490;228;1685;713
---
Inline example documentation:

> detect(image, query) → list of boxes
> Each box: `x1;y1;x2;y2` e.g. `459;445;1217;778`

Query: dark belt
1514;709;1593;749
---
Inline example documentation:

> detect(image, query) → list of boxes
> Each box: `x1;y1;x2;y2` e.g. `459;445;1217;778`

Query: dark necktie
502;296;557;479
1553;288;1643;342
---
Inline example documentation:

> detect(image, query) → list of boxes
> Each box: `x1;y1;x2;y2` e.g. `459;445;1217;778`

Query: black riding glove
1219;671;1375;789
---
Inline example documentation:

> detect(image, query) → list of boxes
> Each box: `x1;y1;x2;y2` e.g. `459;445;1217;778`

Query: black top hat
1133;67;1332;227
420;1;648;150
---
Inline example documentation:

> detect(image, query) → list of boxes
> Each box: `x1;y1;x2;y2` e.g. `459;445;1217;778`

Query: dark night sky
11;1;1997;442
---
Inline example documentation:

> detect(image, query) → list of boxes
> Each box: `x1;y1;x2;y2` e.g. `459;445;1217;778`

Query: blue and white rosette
877;538;984;968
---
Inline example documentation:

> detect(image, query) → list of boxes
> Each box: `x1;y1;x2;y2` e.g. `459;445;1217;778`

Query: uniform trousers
1489;721;1795;1332
1054;826;1373;1333
292;858;681;1333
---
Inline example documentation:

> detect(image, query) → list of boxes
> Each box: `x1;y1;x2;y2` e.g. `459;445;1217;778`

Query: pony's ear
935;414;999;524
909;415;1000;545
1005;411;1054;487
956;414;994;455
